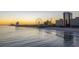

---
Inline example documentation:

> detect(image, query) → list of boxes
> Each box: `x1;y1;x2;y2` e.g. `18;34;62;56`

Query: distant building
56;19;64;27
70;17;79;27
63;12;72;27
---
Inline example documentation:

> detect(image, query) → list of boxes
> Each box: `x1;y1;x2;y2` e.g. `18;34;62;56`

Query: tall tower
63;12;72;27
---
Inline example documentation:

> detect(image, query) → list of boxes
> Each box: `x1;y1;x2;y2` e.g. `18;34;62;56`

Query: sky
0;11;79;25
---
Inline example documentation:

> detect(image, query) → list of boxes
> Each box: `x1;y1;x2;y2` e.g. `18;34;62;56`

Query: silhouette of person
16;21;19;27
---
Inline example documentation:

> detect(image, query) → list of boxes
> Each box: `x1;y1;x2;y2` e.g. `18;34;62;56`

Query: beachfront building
56;19;64;27
70;17;79;27
63;12;72;27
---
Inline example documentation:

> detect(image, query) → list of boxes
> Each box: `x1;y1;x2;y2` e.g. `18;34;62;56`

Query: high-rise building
63;12;72;27
70;17;79;27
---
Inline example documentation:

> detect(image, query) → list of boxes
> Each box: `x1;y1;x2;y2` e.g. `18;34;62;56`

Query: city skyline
0;11;79;19
0;11;79;25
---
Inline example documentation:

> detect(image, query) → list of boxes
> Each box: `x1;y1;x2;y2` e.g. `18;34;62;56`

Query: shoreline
50;27;79;32
0;25;79;32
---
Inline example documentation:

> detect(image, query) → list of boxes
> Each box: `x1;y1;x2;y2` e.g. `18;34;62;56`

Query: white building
70;17;79;27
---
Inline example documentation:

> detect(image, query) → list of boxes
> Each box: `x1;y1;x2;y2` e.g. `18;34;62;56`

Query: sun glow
0;17;56;25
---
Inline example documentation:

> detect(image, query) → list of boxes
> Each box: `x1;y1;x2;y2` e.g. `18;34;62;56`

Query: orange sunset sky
0;18;35;25
0;17;56;25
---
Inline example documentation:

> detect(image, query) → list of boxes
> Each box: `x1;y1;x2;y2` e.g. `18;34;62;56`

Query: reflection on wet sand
0;26;79;47
56;31;74;47
63;32;74;47
15;27;26;30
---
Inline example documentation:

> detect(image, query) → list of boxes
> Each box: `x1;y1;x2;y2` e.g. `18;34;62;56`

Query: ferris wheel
35;18;43;25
